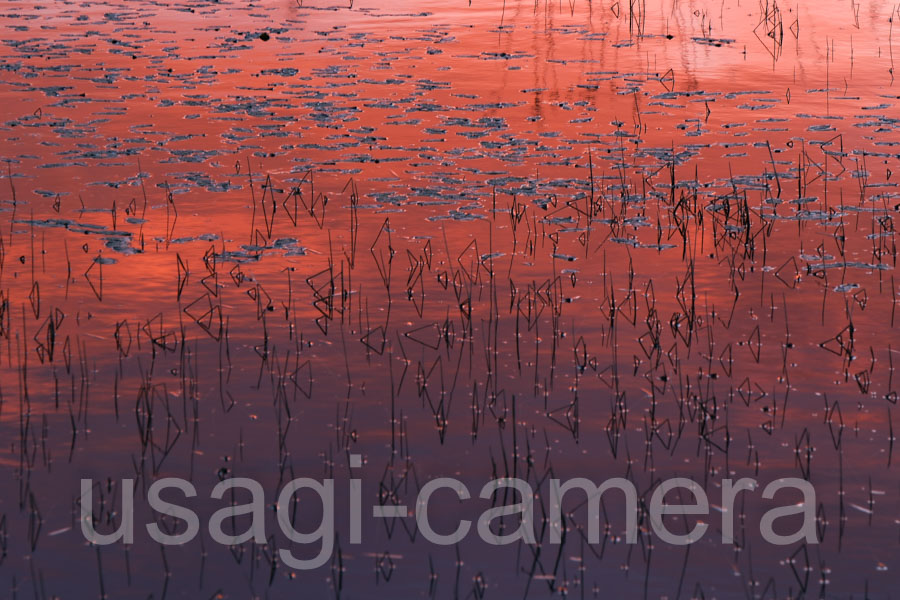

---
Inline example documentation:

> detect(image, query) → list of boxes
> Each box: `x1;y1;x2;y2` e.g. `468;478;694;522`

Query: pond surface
1;0;899;597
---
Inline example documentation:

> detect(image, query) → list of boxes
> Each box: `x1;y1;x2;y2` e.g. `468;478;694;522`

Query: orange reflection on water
1;0;899;596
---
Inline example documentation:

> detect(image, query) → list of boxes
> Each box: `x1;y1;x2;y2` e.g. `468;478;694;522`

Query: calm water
1;0;899;597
